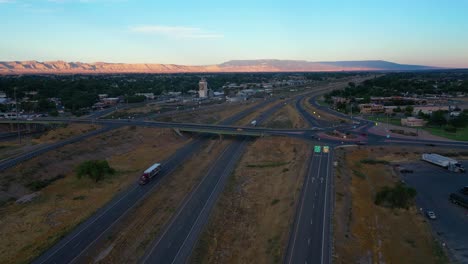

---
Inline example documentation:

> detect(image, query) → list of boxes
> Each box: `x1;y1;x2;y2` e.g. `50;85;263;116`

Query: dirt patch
82;137;230;263
264;104;307;129
0;126;188;264
0;123;99;161
191;137;309;264
155;101;262;124
333;146;448;264
32;123;99;144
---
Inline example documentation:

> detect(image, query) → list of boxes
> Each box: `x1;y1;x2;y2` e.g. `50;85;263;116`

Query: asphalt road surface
0;125;118;171
32;138;207;264
140;139;249;263
32;96;282;263
285;148;333;264
402;161;468;263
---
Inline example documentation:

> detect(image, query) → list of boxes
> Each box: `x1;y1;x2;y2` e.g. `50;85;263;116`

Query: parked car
426;211;437;220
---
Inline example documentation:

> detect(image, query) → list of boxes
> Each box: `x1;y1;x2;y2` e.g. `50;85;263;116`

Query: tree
404;105;414;116
429;110;447;127
449;113;468;128
76;160;115;182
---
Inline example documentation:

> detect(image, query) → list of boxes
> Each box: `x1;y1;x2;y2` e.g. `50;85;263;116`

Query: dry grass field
0;126;188;264
191;137;309;264
333;146;450;264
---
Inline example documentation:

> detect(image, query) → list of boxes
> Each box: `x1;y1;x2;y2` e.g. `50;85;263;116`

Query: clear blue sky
1;0;467;67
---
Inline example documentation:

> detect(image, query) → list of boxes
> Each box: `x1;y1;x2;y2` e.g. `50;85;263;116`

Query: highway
0;125;119;171
8;82;468;264
285;149;332;264
31;97;280;264
139;99;289;263
140;139;249;263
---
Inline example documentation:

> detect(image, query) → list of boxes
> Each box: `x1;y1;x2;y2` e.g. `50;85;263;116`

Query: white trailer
421;153;465;173
139;163;162;185
250;120;257;126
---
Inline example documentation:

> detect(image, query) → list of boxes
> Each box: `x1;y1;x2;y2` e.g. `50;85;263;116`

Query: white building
136;93;155;99
199;78;209;98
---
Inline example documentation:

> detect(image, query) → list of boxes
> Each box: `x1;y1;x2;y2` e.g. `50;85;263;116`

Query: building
358;103;385;114
199;78;209;98
136;93;155;99
413;106;449;115
401;117;426;127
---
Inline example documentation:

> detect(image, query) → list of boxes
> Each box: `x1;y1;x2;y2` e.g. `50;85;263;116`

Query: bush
375;182;417;209
360;159;390;165
27;174;65;191
76;160;115;182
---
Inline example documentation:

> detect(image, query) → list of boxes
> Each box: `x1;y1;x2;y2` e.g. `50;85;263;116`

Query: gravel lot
401;161;468;263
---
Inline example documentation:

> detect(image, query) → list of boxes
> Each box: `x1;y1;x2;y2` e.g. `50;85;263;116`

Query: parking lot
401;161;468;263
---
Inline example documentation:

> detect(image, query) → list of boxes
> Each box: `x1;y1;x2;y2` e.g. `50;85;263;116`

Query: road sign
323;146;329;153
314;145;321;153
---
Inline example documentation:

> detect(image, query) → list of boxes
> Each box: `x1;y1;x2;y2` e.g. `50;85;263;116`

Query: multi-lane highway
139;98;291;263
0;125;119;171
4;82;468;264
285;148;332;264
31;96;284;264
140;139;249;263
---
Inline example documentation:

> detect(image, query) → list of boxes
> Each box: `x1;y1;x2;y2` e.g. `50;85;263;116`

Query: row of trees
325;72;468;101
0;72;354;113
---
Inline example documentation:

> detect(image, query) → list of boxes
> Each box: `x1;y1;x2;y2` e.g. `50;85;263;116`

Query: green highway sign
314;145;321;153
323;146;329;153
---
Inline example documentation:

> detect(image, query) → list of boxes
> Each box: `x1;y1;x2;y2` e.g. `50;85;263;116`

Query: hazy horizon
1;0;467;68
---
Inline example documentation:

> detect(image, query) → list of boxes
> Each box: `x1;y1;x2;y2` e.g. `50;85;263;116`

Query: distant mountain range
0;59;440;75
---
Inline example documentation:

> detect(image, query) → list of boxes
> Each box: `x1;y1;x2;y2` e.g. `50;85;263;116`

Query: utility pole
14;87;21;144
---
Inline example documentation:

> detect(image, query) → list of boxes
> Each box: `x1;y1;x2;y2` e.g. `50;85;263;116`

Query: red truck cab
139;163;161;185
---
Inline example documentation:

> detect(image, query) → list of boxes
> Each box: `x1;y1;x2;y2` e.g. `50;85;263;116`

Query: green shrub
27;174;65;191
76;160;115;182
375;182;417;209
360;159;390;165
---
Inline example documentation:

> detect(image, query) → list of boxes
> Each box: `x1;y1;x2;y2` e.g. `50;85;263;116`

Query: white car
426;211;437;220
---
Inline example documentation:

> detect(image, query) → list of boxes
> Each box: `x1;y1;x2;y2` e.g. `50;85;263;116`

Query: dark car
356;141;367;145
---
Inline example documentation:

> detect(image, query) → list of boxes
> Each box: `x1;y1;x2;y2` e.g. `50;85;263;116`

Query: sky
0;0;467;67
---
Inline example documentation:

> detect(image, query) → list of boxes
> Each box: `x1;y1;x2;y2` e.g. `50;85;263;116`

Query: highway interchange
2;85;468;264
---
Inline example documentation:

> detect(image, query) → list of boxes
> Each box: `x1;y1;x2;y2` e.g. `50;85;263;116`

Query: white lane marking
38;140;200;264
170;140;247;264
321;151;331;264
141;143;233;264
310;219;313;225
287;151;316;264
308;238;311;245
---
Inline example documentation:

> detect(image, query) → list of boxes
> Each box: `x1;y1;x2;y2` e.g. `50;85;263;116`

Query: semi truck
421;153;465;173
139;163;161;185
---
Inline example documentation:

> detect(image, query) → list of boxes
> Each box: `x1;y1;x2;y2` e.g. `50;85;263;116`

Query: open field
191;137;309;264
0;123;99;161
155;101;262;124
80;137;230;263
264;103;307;129
303;96;348;124
333;146;450;264
0;126;188;264
366;116;468;141
423;126;468;141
